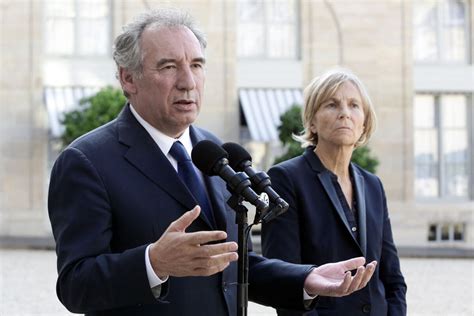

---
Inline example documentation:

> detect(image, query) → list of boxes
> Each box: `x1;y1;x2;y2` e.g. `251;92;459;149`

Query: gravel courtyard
0;249;472;315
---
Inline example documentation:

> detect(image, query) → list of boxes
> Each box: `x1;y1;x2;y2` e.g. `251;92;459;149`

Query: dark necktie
169;141;215;226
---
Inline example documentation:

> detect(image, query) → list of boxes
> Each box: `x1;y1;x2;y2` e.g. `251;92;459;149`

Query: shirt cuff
303;288;318;301
145;244;169;288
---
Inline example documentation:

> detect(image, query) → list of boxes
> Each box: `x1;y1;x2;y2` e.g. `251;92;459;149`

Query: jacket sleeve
248;251;315;311
261;165;303;264
376;178;407;316
48;147;165;313
257;164;318;314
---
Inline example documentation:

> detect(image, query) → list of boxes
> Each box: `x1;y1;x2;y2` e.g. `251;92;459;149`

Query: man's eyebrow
193;57;206;64
156;58;176;68
155;57;206;68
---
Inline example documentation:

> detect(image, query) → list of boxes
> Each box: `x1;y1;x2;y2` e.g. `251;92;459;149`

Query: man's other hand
149;206;239;279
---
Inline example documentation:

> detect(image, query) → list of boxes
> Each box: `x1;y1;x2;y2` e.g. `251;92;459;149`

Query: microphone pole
191;140;268;316
227;192;249;316
223;174;266;316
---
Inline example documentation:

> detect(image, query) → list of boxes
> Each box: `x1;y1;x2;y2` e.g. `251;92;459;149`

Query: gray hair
113;8;207;78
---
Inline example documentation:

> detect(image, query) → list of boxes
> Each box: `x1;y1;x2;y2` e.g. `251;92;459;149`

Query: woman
262;69;407;316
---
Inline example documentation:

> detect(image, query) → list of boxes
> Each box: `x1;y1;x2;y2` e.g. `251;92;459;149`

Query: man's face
123;25;205;138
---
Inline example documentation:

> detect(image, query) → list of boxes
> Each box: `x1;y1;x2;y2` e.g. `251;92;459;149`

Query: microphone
222;142;289;223
191;140;269;212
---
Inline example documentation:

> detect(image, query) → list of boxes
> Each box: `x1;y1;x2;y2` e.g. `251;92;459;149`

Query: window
44;0;111;56
237;0;298;59
413;0;469;63
427;222;466;241
428;224;437;241
414;94;471;199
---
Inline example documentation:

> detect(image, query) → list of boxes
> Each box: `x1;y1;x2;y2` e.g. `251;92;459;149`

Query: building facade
0;0;472;253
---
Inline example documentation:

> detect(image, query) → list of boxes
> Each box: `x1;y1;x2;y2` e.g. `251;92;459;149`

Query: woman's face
310;81;366;149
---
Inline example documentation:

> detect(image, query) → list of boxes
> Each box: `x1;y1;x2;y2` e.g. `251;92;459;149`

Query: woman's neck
314;143;353;179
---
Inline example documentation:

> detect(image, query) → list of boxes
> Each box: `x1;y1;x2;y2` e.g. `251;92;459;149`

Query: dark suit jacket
262;147;407;316
48;105;314;315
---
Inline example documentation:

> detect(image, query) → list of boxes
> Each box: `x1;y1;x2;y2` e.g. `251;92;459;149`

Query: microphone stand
226;193;249;316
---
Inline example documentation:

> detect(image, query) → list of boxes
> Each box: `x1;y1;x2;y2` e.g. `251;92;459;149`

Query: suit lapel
205;175;228;231
117;105;201;220
304;148;362;249
351;164;367;256
317;171;353;236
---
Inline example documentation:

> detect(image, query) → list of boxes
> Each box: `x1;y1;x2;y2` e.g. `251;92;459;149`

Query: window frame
43;0;113;58
414;92;473;201
413;0;471;65
427;222;467;242
237;0;301;60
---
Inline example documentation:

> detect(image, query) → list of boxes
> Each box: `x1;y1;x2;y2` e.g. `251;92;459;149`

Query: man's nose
176;67;196;91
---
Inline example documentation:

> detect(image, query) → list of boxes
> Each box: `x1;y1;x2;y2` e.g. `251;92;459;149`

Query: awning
239;88;303;142
43;86;100;138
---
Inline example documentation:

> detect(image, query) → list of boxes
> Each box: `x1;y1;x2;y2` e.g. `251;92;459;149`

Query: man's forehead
144;24;199;43
141;24;204;55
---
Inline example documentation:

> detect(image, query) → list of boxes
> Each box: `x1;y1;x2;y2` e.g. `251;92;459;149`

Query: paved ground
0;249;473;315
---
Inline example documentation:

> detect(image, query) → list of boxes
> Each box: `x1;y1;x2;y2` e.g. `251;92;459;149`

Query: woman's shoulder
270;154;307;172
351;162;384;189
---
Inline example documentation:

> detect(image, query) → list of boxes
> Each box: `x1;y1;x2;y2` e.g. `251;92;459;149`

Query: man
48;8;376;316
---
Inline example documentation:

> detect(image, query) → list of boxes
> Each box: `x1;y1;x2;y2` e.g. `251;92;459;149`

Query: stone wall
0;0;48;236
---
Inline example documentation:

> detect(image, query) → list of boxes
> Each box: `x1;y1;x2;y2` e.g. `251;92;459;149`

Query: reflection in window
44;0;111;56
414;95;439;197
440;224;450;240
413;0;469;63
453;223;465;240
237;0;298;59
414;94;470;199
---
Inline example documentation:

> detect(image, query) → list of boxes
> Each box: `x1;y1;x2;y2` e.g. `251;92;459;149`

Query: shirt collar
129;103;193;157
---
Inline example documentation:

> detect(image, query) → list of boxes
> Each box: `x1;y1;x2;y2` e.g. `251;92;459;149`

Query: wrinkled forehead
313;80;366;113
140;25;204;59
144;23;204;50
322;80;364;104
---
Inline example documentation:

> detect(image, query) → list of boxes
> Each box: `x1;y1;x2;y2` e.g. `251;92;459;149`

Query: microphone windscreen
222;142;252;171
191;140;228;176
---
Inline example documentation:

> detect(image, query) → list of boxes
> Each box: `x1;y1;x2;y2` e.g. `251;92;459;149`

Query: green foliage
273;105;305;165
273;142;304;165
351;146;379;174
60;86;126;146
273;105;379;173
278;105;303;146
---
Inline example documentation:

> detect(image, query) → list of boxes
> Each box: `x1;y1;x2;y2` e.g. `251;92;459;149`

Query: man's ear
119;67;137;95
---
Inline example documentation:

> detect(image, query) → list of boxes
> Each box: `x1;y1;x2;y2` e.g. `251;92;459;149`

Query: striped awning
43;86;100;138
239;88;303;142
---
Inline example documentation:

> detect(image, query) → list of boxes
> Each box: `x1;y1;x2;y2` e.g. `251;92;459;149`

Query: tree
274;105;379;173
61;86;126;147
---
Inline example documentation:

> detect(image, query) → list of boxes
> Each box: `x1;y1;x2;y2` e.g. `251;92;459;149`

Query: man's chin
174;115;199;131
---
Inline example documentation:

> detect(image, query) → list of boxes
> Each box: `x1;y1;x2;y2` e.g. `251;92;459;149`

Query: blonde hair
295;68;377;148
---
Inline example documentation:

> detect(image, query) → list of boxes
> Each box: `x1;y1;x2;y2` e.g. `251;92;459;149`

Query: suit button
362;304;371;313
222;282;227;292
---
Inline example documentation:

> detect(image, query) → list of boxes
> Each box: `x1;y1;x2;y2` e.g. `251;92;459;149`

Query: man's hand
304;257;377;297
149;206;238;279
